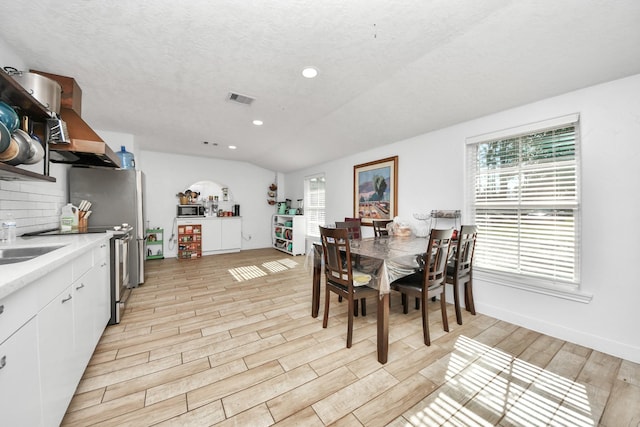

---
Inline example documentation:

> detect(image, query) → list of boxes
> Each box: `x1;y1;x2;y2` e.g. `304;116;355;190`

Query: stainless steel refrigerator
69;167;146;287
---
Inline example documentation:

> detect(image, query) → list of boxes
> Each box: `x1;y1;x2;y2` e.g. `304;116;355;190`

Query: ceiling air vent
227;92;255;105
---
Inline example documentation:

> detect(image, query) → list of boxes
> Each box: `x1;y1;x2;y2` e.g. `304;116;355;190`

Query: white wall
138;150;277;257
285;74;640;364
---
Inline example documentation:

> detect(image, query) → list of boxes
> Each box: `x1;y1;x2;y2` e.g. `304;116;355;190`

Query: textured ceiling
1;0;640;172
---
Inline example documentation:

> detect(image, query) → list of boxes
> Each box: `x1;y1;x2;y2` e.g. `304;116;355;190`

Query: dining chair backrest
335;219;361;240
453;225;477;278
372;219;393;237
423;228;454;288
319;226;353;289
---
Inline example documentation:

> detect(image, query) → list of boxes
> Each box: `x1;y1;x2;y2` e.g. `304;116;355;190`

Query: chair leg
322;288;330;328
338;295;343;302
415;297;420;310
346;297;354;348
361;298;367;316
401;293;408;314
452;279;462;325
465;280;476;315
354;299;359;317
421;293;430;346
440;290;449;333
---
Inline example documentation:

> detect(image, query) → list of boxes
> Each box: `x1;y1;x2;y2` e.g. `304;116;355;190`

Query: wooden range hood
32;70;121;168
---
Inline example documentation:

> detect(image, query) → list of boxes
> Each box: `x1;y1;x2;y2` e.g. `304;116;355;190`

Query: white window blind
305;174;325;237
466;114;580;286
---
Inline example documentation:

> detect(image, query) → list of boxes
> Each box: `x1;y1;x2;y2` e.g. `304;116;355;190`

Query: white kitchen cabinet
178;217;242;256
201;220;221;253
0;235;111;427
94;241;111;341
72;250;95;371
38;285;76;426
73;270;95;372
272;214;306;255
220;218;242;251
0;318;43;427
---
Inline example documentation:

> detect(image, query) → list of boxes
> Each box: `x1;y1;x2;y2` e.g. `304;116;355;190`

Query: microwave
177;204;205;217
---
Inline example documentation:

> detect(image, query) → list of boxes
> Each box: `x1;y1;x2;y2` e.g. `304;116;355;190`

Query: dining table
311;234;433;364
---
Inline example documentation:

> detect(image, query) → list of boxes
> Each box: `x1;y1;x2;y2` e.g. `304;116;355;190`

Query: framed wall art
353;156;398;225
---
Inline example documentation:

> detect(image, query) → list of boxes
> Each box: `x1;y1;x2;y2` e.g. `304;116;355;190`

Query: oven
109;228;133;324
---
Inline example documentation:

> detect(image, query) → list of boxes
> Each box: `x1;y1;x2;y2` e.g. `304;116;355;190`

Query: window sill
475;269;593;304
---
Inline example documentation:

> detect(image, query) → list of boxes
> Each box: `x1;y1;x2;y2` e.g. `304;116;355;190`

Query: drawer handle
76;283;85;290
0;355;6;369
62;294;72;303
101;262;107;267
0;304;4;315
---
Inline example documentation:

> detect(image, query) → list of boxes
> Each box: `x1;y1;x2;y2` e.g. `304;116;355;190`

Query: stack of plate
0;101;45;166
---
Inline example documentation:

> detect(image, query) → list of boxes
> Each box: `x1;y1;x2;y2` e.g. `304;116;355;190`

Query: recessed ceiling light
228;145;237;150
253;119;263;126
302;67;318;78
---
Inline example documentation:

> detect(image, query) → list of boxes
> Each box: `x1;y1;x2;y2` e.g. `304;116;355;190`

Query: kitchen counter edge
0;232;113;300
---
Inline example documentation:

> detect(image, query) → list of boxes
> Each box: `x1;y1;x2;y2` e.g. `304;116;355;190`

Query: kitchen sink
0;245;65;265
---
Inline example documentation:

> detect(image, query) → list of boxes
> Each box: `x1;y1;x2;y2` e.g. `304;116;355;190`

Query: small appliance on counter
177;204;205;218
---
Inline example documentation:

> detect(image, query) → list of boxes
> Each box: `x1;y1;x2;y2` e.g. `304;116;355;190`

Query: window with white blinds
304;174;326;237
466;114;580;286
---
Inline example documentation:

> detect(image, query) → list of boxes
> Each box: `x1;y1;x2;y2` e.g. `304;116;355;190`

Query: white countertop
177;216;241;221
0;233;112;300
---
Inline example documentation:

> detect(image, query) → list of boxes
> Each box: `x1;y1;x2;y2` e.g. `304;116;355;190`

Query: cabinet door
221;218;241;250
93;242;111;340
0;318;43;427
201;220;221;252
38;286;76;426
73;270;95;373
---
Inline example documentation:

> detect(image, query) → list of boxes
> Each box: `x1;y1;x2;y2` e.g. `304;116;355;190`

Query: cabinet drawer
94;239;109;263
0;284;38;345
72;248;94;281
36;263;73;311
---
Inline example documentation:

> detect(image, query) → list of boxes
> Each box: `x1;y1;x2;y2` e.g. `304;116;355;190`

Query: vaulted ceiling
2;1;640;172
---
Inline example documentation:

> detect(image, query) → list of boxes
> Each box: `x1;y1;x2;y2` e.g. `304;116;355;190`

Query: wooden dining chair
319;226;379;348
335;219;365;298
390;228;454;346
446;225;478;325
372;219;393;236
336;218;361;240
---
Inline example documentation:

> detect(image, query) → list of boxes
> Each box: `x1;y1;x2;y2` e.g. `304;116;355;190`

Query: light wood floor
62;248;640;426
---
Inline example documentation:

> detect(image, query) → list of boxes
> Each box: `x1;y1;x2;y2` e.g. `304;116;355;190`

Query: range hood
48;108;121;168
30;70;121;168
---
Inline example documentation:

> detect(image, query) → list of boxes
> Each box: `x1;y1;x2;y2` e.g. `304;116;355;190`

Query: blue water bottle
117;145;135;169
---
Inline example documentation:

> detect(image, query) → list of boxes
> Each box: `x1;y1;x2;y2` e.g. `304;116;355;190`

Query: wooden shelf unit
177;224;202;260
272;214;305;256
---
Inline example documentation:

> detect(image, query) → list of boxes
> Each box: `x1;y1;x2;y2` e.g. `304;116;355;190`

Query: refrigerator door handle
137;239;145;285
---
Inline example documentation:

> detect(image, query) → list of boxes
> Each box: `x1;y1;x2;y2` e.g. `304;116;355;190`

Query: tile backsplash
0;173;67;236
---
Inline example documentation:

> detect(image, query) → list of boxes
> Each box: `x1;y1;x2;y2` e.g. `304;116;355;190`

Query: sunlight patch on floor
228;265;267;281
229;259;299;281
262;261;289;273
409;335;595;426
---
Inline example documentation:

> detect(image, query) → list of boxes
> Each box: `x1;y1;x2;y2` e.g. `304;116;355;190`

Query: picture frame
353;156;398;226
